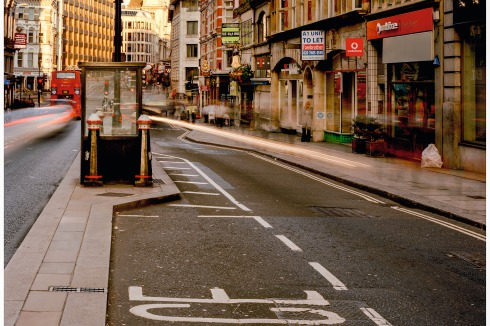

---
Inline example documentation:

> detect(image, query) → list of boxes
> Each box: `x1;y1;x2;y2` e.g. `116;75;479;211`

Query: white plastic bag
421;144;443;168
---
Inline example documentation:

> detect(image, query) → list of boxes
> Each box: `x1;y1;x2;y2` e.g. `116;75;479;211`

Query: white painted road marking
128;287;345;324
156;153;251;211
309;262;348;291
183;191;220;195
361;307;393;326
248;152;386;204
276;235;303;252
392;206;486;241
174;181;209;184
168;204;237;210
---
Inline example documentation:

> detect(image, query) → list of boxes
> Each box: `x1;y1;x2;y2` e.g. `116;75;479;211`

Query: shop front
367;7;436;160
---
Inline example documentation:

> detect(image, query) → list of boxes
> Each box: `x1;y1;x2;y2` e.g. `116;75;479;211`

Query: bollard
135;114;152;186
84;113;103;186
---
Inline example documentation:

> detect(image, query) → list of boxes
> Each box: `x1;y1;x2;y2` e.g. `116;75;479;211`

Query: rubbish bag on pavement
421;144;443;168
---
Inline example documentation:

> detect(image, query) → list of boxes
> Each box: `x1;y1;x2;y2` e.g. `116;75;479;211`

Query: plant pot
366;141;386;157
352;138;366;153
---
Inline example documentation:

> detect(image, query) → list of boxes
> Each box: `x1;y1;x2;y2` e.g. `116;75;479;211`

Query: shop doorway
387;62;435;159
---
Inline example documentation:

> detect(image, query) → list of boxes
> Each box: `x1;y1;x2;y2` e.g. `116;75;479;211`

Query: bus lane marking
128;286;346;324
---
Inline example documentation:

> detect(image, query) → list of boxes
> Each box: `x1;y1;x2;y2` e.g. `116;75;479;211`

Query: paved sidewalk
4;155;180;326
4;116;485;326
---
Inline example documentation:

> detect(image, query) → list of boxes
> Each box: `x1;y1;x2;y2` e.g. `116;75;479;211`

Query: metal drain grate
49;286;107;293
97;192;134;197
152;178;165;184
311;206;370;218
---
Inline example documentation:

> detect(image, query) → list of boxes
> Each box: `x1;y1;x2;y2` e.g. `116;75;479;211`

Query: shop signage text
367;8;433;40
222;23;240;44
14;33;27;49
301;30;325;61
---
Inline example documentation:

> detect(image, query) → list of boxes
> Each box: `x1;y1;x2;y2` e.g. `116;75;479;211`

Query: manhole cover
311;206;370;218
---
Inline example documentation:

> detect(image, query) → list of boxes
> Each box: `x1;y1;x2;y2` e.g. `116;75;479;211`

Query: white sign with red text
301;31;325;61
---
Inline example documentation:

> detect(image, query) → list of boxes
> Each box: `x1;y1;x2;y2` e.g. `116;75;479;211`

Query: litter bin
79;62;151;185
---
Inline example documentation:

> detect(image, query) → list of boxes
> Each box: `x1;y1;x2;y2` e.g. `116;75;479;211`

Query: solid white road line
276;235;303;252
174;181;209;184
248;152;386;204
168;204;237;210
170;173;200;177
183;191;220;195
309;262;348;291
392;206;486;241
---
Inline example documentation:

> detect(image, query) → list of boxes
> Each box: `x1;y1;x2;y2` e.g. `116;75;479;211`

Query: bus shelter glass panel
83;69;138;136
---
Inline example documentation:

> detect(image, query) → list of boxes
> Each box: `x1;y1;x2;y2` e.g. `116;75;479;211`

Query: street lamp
38;51;42;106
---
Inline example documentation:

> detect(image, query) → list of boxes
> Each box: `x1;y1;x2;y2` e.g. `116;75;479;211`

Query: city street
4;109;79;266
107;120;485;325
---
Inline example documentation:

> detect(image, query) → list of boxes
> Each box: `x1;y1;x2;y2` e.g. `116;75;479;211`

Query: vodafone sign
346;38;363;57
367;8;433;40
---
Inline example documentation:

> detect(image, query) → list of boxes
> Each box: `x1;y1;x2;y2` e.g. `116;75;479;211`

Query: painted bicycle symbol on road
129;286;346;324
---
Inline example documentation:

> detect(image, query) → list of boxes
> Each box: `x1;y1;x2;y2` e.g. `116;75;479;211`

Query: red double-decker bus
51;70;82;118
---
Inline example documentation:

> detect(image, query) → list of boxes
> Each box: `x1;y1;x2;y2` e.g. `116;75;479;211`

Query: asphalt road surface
107;120;485;325
4;112;80;266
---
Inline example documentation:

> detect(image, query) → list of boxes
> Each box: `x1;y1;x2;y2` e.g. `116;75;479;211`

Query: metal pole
113;0;122;62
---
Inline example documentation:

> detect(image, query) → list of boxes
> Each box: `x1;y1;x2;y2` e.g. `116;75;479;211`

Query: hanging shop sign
222;23;240;45
301;30;325;61
345;38;364;57
256;56;271;70
14;33;27;49
367;8;433;40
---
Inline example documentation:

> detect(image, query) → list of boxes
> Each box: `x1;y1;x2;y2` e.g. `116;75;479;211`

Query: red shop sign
367;7;433;40
345;38;364;57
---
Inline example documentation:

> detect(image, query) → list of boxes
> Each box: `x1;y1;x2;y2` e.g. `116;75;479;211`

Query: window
39;32;43;44
186;44;198;57
28;8;34;20
257;12;266;43
27;53;34;68
280;0;289;31
241;19;252;46
185;67;199;80
28;29;34;43
187;21;198;35
17;52;23;67
462;33;486;145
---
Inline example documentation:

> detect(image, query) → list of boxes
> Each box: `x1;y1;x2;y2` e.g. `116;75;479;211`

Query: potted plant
351;115;385;155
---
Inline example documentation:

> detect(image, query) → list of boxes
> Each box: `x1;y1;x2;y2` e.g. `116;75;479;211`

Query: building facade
231;0;485;174
13;0;60;93
12;0;114;91
168;0;200;94
4;0;17;108
122;8;160;64
199;0;236;106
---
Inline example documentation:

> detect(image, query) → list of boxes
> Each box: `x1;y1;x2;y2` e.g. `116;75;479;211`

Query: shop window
462;31;486;145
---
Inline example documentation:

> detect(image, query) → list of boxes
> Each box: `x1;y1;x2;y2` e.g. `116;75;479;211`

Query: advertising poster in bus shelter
301;30;325;61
